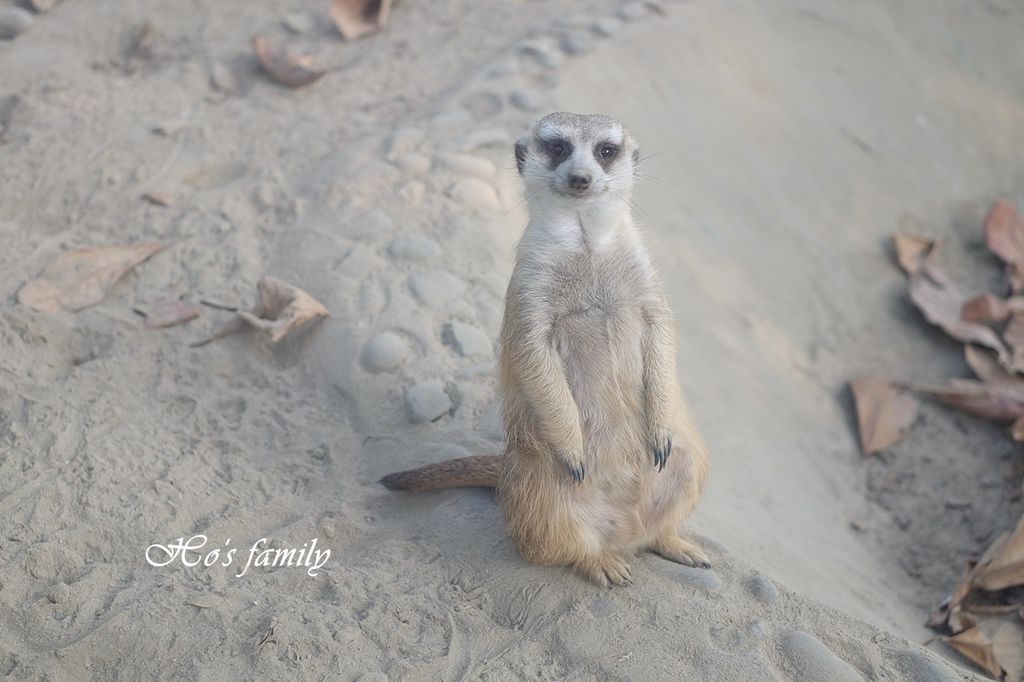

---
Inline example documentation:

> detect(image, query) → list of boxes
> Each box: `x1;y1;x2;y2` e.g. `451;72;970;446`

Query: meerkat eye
546;140;566;156
598;144;619;159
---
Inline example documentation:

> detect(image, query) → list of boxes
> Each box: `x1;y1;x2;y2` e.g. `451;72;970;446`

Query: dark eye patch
540;138;572;169
594;142;621;170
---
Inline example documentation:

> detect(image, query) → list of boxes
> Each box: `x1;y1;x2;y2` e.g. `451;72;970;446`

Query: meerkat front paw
650;429;672;472
556;447;586;484
576;554;633;587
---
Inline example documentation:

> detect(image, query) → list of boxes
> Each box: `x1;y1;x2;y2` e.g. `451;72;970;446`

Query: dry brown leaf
329;0;393;40
893;232;938;276
994;621;1024;682
192;276;329;347
849;375;919;455
963;293;1011;323
944;626;1003;678
143;300;201;329
252;36;324;88
986;200;1024;293
18;243;167;313
909;266;1009;362
965;346;1018;384
913;378;1024;422
975;516;1024;592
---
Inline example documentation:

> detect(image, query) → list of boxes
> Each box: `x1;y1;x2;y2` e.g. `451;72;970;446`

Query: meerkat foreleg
641;295;677;472
507;322;586;482
650;532;710;569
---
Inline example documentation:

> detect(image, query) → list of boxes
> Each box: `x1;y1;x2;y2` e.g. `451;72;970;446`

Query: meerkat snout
515;112;639;201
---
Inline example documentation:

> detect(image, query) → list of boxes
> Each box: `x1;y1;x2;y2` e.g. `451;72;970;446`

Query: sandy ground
2;0;1023;679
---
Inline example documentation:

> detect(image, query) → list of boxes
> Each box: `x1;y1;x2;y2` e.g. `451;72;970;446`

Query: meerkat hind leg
649;533;711;569
575;553;633;587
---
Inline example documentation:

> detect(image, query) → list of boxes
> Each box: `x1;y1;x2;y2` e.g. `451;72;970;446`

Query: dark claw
653;436;672;472
565;461;585;484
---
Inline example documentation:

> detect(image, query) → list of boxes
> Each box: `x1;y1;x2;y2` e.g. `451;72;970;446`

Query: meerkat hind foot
650;534;711;569
576;553;633;587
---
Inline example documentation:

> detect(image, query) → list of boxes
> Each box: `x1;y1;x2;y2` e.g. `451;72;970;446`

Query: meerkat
382;112;710;586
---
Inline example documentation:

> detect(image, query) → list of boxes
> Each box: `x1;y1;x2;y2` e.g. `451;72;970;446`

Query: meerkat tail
380;455;501;492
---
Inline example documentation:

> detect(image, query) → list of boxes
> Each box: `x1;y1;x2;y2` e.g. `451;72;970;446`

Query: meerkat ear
514;136;529;175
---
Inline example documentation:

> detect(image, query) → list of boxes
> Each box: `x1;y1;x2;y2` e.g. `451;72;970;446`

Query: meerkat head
514;112;639;204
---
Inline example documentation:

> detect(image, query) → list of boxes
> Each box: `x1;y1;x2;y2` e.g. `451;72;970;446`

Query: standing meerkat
382;112;710;586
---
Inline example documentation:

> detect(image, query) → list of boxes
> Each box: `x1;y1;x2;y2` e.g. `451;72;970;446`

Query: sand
2;0;1023;678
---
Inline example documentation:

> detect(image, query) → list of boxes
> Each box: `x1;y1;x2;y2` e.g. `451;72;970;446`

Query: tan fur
383;113;710;586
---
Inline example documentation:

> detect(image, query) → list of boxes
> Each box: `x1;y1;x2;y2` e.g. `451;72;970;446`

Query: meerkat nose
568;172;591;191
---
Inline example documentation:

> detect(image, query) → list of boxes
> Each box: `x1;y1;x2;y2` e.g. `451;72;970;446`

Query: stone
406;381;452;423
398;180;425;206
47;581;71;604
388;235;442;261
618;2;648;21
560;29;593;56
408;270;466;307
442;321;492;357
387;127;425;160
210;61;241;95
395;153;432;175
519;40;562;69
509;88;543;112
437;153;496;180
893;650;961;682
348;208;395;239
593;17;621;38
0;7;33;40
779;631;862;682
461;128;513;152
448;178;500;212
361;333;408;373
747;574;778;604
664;564;721;592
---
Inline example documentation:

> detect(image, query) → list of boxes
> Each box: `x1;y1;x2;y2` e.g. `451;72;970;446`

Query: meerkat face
515;112;639;203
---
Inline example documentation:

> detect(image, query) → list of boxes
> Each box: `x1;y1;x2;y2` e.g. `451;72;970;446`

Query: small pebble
448;178;501;212
488;57;521;78
395;153;432;175
388;235;442;261
431;108;472;132
437;153;496;180
387;128;425;160
47;582;71;604
361;332;408;373
348;208;395;239
406;381;452;423
588;598;612;617
210;61;241;95
461;129;513;152
408;270;466;307
509;88;543;112
780;631;862;682
442;321;493;357
560;29;593;56
282;12;317;34
747;574;778;604
593;17;621;38
664;564;721;592
618;2;648;21
0;7;33;40
519;40;562;69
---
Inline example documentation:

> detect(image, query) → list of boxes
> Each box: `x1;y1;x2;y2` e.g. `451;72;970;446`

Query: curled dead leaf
330;0;393;41
963;293;1011;324
985;200;1024;293
849;375;919;455
909;265;1009;362
893;232;939;276
18;243;167;313
974;515;1024;592
252;36;324;88
142;300;201;329
192;276;329;347
142;191;174;207
912;378;1024;422
944;626;1003;678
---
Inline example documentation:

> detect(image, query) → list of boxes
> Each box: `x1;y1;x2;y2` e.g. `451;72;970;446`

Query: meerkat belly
554;303;647;466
